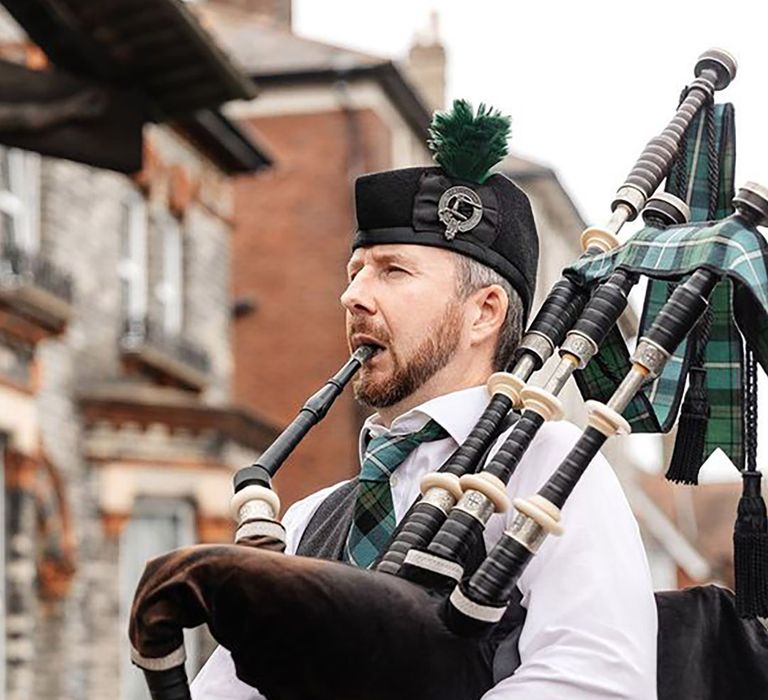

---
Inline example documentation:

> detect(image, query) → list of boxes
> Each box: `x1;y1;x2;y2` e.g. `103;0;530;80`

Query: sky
294;0;767;224
293;1;768;480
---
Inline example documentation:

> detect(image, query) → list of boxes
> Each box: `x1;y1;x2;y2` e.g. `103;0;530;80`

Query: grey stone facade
0;125;258;699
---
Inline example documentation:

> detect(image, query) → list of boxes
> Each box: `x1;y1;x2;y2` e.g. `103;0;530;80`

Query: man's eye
385;266;407;276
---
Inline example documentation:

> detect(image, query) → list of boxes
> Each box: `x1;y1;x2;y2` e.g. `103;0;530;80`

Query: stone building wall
30;160;129;700
141;126;235;404
0;123;243;698
183;202;233;405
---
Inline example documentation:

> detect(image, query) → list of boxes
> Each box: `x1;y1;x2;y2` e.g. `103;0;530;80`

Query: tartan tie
344;419;448;569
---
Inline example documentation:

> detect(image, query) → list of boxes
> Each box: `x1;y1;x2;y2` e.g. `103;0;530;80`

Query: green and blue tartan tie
344;419;448;569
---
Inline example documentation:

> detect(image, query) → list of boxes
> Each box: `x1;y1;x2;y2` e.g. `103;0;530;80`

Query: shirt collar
358;385;490;461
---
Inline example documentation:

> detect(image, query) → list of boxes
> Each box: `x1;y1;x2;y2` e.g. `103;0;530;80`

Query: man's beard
352;302;463;409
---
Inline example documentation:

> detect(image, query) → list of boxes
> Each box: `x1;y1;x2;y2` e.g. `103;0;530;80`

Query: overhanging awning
0;0;269;173
0;58;146;172
0;0;256;119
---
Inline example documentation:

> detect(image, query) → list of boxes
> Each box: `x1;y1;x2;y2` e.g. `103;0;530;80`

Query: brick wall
233;107;394;509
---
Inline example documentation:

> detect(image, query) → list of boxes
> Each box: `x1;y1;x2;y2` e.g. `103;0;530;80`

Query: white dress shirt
191;385;658;699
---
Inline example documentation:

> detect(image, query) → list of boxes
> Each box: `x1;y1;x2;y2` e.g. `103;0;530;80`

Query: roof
175;110;272;174
0;0;255;119
199;4;381;76
198;2;432;141
500;153;587;229
0;1;270;173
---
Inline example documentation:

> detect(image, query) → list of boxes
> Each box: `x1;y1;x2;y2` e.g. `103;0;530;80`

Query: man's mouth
351;334;387;354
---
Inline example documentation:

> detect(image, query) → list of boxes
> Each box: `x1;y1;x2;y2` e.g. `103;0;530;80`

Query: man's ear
468;285;508;348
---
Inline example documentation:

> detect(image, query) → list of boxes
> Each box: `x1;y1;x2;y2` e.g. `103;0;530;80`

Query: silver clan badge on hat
438;186;483;240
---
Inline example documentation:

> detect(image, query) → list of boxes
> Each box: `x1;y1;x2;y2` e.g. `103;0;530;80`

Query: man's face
341;244;466;408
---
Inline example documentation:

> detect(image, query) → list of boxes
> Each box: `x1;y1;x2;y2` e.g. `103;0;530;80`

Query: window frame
0;436;6;698
155;211;184;337
118;497;198;700
118;189;149;325
0;147;41;254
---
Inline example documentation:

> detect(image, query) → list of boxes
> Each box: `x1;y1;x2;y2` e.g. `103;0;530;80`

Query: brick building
0;2;274;698
201;0;438;508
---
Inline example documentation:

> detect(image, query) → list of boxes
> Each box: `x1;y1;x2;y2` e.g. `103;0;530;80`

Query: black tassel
733;344;767;618
733;470;768;618
667;368;710;484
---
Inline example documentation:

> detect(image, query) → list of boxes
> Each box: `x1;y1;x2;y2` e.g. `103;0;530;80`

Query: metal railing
120;316;211;379
0;241;74;302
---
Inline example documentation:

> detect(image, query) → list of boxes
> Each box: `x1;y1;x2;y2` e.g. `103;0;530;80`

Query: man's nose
340;272;376;315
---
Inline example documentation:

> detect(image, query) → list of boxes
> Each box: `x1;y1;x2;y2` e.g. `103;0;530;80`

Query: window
155;213;183;336
119;498;198;700
118;190;148;325
0;438;6;698
3;445;30;700
0;147;40;253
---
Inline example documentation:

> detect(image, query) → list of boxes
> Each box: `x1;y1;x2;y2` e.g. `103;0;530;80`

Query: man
192;102;657;699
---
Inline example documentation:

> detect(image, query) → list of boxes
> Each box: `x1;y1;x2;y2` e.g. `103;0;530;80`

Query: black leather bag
656;586;768;700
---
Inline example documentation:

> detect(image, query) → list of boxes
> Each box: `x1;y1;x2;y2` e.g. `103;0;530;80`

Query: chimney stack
405;11;446;112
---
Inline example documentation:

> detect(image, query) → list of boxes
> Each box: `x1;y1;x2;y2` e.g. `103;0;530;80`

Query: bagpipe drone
128;48;768;700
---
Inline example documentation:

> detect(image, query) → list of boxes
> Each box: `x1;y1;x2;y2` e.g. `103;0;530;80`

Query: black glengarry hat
353;100;539;319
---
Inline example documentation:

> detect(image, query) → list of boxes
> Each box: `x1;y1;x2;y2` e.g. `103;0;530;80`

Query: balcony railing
119;316;210;390
0;241;74;334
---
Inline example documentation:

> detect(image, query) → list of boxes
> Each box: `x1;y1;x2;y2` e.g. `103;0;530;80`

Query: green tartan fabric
565;102;755;470
651;103;740;464
343;419;448;569
567;214;768;469
703;280;744;466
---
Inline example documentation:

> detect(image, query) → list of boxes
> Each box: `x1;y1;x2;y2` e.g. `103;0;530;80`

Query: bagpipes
128;49;768;700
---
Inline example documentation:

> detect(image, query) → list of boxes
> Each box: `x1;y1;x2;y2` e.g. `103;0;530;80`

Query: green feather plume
428;99;511;184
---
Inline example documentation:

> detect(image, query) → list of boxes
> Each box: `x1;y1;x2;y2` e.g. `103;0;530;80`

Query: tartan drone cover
565;103;767;472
